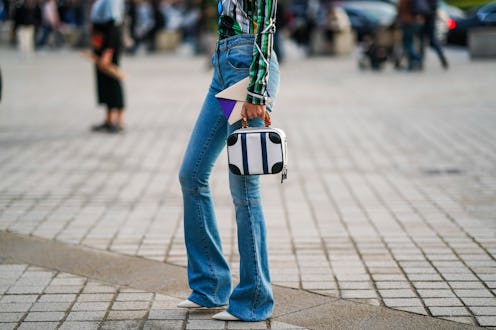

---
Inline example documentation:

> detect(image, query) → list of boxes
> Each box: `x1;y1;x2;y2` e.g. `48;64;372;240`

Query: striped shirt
218;0;277;105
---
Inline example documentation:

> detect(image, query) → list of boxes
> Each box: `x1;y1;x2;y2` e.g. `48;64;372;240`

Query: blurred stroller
358;23;403;70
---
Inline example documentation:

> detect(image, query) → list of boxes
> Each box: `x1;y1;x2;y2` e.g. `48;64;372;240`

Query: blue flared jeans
178;34;280;322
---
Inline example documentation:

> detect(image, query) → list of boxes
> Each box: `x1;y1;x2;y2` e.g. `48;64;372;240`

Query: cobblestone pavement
0;262;304;330
0;46;496;328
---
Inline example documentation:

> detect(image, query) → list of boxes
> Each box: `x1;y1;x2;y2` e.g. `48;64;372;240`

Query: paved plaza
0;45;495;329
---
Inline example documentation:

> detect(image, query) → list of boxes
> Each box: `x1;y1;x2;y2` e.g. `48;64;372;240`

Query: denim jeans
401;23;422;70
178;34;280;322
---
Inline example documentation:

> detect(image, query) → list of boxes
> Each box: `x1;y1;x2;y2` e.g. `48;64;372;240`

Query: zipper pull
281;168;287;183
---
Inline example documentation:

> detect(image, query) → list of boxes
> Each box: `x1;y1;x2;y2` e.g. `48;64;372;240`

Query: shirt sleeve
246;0;277;105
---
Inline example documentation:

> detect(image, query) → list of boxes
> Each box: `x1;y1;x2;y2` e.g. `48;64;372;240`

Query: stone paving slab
1;46;496;327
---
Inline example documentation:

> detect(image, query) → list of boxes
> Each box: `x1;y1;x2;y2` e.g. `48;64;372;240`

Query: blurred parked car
447;1;496;45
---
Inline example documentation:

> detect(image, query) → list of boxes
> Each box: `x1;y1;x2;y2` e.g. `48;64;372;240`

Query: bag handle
242;112;271;128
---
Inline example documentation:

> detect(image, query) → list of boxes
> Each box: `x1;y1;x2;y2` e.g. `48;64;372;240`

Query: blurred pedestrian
90;0;126;133
146;0;165;52
397;0;424;70
420;0;449;69
273;1;287;62
195;0;217;56
14;0;37;59
128;0;157;53
289;0;319;54
36;0;63;49
177;0;280;322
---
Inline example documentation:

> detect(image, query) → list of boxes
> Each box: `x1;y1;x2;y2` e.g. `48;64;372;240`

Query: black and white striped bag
227;122;287;183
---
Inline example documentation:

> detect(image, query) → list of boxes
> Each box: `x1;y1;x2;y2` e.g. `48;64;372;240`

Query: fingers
241;104;247;121
242;103;266;120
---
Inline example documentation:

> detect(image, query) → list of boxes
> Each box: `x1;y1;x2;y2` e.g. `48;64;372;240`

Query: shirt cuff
246;91;268;105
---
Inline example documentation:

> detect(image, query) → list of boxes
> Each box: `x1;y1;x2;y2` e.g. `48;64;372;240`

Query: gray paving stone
115;293;153;301
0;295;38;303
44;286;82;294
58;322;100;330
37;294;77;302
424;298;463;307
417;289;456;298
375;282;410;290
106;310;147;320
81;284;117;294
150;299;183;310
406;274;443;281
66;311;106;321
17;322;59;330
428;307;471;316
449;282;486;289
6;286;45;294
0;312;25;322
30;301;72;312
476;316;496;327
0;303;32;312
72;302;110;311
461;297;496;306
338;282;374;289
227;321;269;329
341;290;378;299
186;319;226;330
442;273;479;281
454;289;494;298
147;309;187;320
469;306;496;316
0;323;16;330
143;320;184;330
24;312;65;322
100;320;142;329
383;298;423;307
76;294;114;302
378;289;417;298
111;301;149;310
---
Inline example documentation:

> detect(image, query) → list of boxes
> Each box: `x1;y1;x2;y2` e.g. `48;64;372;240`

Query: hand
98;49;113;69
241;102;266;121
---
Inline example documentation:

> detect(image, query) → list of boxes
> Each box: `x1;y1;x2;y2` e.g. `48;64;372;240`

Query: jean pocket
227;43;253;71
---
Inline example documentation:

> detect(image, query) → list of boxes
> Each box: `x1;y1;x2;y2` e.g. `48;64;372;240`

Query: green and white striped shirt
218;0;277;105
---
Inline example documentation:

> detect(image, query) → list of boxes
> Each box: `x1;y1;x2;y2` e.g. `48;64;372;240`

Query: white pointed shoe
177;299;203;309
212;311;240;321
177;299;226;310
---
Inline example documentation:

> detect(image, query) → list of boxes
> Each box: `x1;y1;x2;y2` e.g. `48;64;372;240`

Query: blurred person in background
420;0;448;69
195;0;217;56
180;0;201;52
36;0;63;49
59;0;86;47
90;0;126;133
128;0;164;53
13;0;39;59
397;0;424;71
177;0;280;322
146;0;165;52
273;1;287;63
1;0;9;21
289;0;319;54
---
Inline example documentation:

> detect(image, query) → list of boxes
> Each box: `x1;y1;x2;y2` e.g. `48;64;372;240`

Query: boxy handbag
227;114;288;183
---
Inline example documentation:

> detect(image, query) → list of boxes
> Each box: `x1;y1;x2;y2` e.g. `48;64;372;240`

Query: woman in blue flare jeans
178;0;280;322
